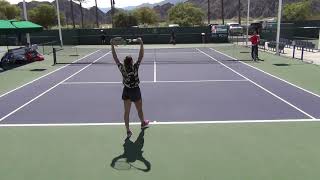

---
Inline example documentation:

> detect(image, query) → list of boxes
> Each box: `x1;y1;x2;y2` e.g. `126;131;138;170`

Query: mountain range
16;0;184;26
187;0;319;20
15;0;319;28
99;0;186;13
17;0;110;27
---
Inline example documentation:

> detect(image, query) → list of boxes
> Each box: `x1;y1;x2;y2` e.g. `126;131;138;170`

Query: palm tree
70;0;75;28
221;0;224;25
95;0;99;28
207;0;210;24
110;0;115;28
75;0;85;28
238;0;241;24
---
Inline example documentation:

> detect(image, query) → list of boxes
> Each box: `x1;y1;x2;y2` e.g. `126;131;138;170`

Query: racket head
129;160;148;171
112;37;127;46
112;159;131;170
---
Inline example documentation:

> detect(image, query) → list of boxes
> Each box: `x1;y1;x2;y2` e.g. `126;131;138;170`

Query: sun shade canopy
0;20;16;33
0;20;43;34
11;20;43;32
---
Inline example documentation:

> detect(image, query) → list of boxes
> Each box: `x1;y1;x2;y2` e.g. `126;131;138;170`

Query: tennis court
1;45;320;180
1;46;319;123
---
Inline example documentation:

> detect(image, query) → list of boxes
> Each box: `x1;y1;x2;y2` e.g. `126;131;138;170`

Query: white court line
0;51;111;122
196;48;316;120
209;48;320;98
61;79;249;85
0;50;101;99
117;52;201;55
0;119;319;127
156;80;248;83
154;60;157;82
63;81;123;84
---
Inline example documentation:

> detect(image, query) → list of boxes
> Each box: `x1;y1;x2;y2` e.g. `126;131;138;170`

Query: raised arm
137;38;144;63
110;39;120;65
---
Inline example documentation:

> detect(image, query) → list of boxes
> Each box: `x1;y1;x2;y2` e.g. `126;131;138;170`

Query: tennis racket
111;158;150;171
112;159;132;170
111;37;140;46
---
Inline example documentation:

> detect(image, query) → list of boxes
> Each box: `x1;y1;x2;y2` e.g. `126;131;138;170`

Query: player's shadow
110;128;151;172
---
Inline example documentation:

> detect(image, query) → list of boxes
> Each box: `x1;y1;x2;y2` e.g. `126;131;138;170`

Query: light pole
275;0;283;55
246;0;250;46
22;0;31;46
56;0;63;47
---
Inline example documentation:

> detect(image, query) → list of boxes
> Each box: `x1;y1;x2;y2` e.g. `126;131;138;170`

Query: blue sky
8;0;164;8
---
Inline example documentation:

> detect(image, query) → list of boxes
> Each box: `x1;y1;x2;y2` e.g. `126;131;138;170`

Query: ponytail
124;56;133;71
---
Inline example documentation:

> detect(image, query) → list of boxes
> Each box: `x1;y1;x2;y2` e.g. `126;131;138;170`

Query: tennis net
52;45;235;65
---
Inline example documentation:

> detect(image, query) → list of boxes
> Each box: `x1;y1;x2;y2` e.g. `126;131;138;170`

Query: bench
279;38;292;48
267;41;285;53
295;40;316;52
258;39;266;50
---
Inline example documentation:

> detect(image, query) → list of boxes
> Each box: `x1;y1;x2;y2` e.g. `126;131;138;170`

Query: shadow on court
110;128;151;172
0;63;25;72
225;59;265;62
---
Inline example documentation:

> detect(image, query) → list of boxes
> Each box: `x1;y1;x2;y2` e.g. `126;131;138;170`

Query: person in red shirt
250;31;260;61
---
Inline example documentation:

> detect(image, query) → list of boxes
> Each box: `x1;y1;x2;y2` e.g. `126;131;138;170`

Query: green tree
168;3;204;27
283;0;312;21
0;11;6;19
113;12;138;28
133;7;159;25
0;0;21;20
60;13;66;26
28;4;57;29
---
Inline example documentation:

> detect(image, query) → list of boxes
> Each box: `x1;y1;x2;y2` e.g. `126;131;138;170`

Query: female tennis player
110;37;149;137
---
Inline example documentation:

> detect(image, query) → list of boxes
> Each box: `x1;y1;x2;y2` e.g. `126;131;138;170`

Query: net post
237;35;239;45
51;42;54;55
53;48;57;65
75;46;78;56
233;43;235;58
301;47;304;61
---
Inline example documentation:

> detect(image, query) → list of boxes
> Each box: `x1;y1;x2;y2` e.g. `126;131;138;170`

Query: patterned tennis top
117;61;141;88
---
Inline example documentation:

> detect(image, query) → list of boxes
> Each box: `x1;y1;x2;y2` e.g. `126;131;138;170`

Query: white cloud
7;0;164;8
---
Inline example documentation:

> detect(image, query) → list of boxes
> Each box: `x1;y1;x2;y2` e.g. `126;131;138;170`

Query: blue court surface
0;47;320;125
